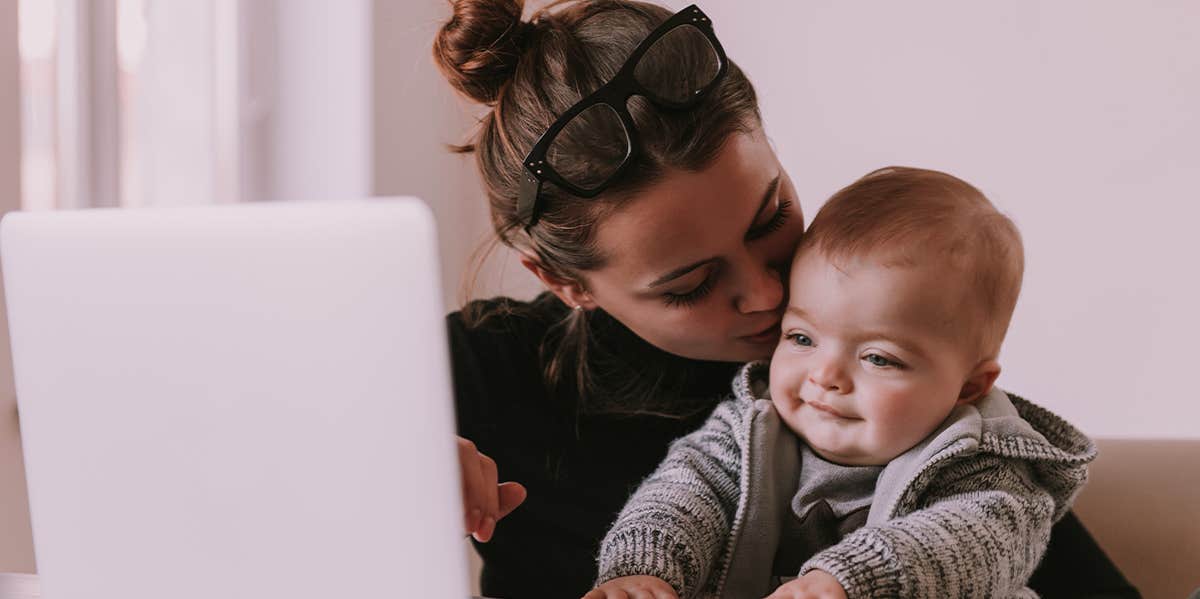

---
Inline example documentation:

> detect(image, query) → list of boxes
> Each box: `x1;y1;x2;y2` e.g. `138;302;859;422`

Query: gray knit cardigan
596;362;1096;599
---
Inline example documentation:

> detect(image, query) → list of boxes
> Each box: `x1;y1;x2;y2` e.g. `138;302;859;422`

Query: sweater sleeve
594;398;749;599
800;455;1055;599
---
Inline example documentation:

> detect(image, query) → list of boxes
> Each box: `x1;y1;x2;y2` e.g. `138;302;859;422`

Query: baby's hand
763;570;848;599
582;575;679;599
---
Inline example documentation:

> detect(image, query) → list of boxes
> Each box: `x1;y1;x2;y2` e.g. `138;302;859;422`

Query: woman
433;1;1137;597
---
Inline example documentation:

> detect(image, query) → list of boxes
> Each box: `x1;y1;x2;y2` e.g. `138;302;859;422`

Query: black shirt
447;294;1139;599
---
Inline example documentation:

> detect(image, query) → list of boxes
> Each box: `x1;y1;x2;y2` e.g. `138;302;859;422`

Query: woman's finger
496;481;527;519
457;438;485;534
472;452;501;542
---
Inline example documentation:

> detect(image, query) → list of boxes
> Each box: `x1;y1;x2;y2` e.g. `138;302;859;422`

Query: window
17;0;251;210
17;0;56;210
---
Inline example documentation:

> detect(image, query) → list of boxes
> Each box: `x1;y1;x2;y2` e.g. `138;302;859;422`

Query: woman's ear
518;254;596;310
957;359;1001;405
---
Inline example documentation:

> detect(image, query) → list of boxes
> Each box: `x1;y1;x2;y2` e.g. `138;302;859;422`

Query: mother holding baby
432;0;1136;597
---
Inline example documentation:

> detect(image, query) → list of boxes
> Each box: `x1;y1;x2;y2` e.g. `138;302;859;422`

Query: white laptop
1;199;470;598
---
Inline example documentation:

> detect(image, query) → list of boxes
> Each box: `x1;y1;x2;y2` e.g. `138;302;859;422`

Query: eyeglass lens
543;24;721;192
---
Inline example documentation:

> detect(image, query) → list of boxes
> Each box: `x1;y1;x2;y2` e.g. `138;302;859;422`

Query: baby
585;167;1096;599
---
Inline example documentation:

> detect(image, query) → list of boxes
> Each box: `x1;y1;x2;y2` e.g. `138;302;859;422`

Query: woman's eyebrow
647;175;782;290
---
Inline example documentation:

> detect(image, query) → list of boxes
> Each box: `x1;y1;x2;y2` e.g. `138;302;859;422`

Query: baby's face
769;250;982;466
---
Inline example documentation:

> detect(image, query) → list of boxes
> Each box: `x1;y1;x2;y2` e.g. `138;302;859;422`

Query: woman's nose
735;260;784;314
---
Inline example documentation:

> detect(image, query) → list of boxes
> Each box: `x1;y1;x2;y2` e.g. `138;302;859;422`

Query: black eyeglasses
516;4;728;229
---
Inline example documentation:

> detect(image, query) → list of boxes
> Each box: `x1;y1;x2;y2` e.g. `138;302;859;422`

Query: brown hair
433;0;762;418
799;166;1025;359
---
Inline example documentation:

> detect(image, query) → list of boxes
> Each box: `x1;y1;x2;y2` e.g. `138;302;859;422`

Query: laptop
1;199;470;598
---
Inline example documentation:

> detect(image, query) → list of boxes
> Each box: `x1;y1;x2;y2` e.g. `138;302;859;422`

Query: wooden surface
1073;438;1200;599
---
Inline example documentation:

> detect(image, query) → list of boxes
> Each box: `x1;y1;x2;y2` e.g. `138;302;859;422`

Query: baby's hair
799;166;1024;359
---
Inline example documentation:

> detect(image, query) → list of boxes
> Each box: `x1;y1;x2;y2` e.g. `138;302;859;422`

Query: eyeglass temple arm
518;171;543;229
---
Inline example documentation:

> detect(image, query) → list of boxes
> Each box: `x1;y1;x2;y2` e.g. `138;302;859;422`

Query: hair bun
434;0;531;105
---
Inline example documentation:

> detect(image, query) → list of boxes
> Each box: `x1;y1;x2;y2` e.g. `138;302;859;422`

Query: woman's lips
741;320;781;343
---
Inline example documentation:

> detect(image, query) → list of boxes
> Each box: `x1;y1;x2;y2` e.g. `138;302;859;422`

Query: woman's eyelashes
662;198;796;309
663;275;715;308
746;199;793;241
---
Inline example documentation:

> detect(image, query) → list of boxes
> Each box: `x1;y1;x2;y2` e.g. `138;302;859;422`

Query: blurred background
1;1;1198;597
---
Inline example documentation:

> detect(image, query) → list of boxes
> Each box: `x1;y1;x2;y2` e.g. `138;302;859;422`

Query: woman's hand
582;575;679;599
763;570;848;599
457;436;526;542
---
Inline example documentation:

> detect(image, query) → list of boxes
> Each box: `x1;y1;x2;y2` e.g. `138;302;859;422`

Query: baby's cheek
862;391;928;448
861;388;913;427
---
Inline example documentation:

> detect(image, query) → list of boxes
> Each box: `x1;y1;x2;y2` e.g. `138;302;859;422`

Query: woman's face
582;129;804;362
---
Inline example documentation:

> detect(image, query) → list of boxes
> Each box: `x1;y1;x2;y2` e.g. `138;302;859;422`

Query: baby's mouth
803;398;860;420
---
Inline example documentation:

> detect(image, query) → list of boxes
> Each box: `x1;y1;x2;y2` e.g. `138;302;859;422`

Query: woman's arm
445;301;546;542
1029;511;1140;598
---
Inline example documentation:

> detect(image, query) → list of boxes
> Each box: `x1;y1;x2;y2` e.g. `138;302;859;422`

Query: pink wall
698;0;1200;440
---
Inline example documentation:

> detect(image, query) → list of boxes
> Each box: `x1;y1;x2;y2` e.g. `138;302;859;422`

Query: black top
447;294;1139;599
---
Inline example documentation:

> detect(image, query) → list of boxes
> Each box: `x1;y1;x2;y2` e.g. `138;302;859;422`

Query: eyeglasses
516;4;728;229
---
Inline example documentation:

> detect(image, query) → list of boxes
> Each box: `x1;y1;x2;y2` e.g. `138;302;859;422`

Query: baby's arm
593;398;748;599
800;456;1056;599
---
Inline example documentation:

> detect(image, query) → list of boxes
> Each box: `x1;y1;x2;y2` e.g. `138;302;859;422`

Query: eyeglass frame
516;4;729;230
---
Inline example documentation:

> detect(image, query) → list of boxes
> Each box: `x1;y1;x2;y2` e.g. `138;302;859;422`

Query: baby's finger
651;587;679;599
763;589;802;599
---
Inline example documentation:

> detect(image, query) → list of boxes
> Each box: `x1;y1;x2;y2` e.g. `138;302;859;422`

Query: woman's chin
736;337;778;361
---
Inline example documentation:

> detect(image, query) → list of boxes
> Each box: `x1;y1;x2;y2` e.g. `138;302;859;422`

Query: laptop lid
1;199;467;598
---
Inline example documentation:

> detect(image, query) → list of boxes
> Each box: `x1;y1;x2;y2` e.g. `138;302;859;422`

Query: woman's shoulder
447;292;565;338
446;293;565;439
445;292;568;378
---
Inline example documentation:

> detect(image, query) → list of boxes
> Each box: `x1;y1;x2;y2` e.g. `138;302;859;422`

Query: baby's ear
957;359;1001;405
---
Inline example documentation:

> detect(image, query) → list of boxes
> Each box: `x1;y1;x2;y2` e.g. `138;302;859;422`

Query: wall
372;0;539;309
689;0;1200;440
0;0;37;574
268;0;371;204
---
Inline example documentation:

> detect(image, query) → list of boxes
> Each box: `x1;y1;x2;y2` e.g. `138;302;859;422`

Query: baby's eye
787;333;813;347
863;353;900;368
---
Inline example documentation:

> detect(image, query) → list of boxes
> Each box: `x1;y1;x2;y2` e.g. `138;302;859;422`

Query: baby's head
769;167;1024;466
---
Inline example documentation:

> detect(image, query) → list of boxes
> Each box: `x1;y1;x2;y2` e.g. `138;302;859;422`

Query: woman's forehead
593;131;781;283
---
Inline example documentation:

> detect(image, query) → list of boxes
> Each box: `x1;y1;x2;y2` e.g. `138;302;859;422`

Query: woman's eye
786;333;813;347
746;199;793;241
663;276;715;308
863;353;900;368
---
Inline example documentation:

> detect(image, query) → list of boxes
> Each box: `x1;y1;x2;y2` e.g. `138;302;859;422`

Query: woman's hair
433;0;761;426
